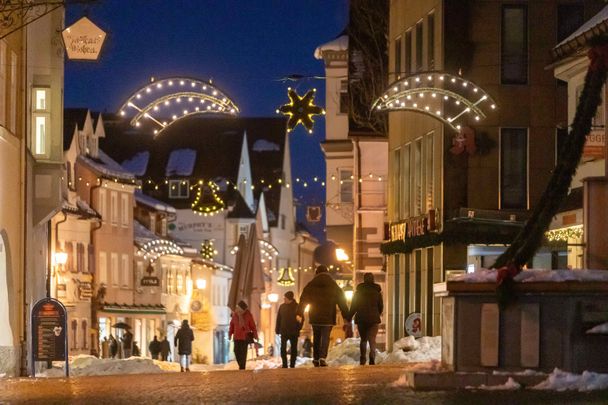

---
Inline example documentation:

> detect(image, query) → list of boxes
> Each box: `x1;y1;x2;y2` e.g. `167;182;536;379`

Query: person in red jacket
229;300;258;370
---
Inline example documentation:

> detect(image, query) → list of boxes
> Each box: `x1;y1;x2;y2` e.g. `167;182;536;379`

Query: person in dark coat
297;265;350;367
229;300;258;370
148;336;161;360
350;272;383;365
275;291;302;368
159;336;171;361
121;330;133;358
109;334;118;359
174;320;194;372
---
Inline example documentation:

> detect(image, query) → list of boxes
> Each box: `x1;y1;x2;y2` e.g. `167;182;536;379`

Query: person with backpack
275;291;302;368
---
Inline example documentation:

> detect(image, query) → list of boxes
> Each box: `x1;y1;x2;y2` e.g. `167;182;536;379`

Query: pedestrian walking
160;336;171;361
109;334;118;359
229;300;258;370
148;336;161;360
297;265;350;367
121;329;133;358
101;336;109;359
174;320;194;372
275;291;302;368
350;272;383;365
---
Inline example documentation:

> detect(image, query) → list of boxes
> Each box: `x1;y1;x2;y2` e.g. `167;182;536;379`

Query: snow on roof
133;220;160;246
165;149;196;177
252;139;280;152
556;5;608;49
134;190;176;213
314;35;348;59
122;151;150;176
79;149;137;182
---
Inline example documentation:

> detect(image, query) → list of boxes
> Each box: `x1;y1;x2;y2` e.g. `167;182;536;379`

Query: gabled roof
314;32;348;59
63;108;88;151
100;116;288;226
77;149;137;182
134;190;176;213
553;4;608;60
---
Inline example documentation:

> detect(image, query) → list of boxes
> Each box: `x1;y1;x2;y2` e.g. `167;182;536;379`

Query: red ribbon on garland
496;262;521;286
588;43;608;72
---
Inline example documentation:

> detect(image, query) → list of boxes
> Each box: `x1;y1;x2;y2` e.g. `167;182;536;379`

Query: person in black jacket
350;273;383;365
275;291;302;368
174;320;194;372
297;265;350;367
148;336;161;360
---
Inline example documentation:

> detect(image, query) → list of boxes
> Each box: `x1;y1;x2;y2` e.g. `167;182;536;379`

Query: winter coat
229;309;258;341
275;300;302;337
149;339;161;356
174;326;194;355
350;281;383;325
160;339;171;358
297;272;350;326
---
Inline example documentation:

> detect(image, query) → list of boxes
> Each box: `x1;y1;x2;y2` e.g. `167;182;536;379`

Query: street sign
405;312;423;338
61;17;106;61
31;298;69;377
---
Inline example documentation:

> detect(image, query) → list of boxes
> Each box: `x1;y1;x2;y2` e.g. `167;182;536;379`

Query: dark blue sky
65;0;349;241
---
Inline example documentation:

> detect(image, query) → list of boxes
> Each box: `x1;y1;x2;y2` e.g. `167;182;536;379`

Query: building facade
382;0;605;349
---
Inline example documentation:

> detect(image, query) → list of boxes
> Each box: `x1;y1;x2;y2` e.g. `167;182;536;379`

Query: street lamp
53;251;68;266
196;278;207;289
335;248;349;262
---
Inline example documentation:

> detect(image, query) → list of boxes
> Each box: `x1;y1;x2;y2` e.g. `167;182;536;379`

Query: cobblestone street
1;365;608;405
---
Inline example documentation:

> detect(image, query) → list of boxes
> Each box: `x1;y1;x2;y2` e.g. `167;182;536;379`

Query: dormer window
169;179;189;199
31;87;51;158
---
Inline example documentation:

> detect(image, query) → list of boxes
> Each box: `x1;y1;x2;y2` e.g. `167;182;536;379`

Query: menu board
31;299;67;362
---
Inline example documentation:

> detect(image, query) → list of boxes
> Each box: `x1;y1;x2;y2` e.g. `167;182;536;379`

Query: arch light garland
372;71;497;132
118;77;240;136
138;239;184;261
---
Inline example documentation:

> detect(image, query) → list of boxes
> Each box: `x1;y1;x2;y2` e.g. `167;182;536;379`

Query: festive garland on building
492;43;608;307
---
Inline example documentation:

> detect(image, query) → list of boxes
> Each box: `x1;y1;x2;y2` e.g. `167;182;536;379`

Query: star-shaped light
277;88;325;133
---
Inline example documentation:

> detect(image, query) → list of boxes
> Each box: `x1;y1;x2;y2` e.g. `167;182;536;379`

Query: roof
61;198;101;219
134;190;176;213
553;5;608;60
314;34;348;59
100;116;288;226
77;149;137;182
165;149;196;176
63;108;88;151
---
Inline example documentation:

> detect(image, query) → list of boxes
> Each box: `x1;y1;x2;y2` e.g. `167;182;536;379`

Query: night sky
65;0;349;241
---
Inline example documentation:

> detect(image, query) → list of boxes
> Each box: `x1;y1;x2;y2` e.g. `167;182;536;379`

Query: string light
545;226;583;242
190;181;225;216
138;239;183;261
199;239;219;260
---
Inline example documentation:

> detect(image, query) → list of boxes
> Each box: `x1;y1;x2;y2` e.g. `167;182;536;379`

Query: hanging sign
306;206;322;223
405;312;423;338
61;16;107;61
389;209;437;242
31;298;69;377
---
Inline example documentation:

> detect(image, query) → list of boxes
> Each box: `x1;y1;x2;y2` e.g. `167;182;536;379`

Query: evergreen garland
493;44;608;270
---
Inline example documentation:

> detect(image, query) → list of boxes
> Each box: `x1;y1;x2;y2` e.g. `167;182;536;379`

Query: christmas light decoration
191;181;225;216
118;77;239;136
373;71;496;132
544;226;583;242
277;88;325;133
137;239;183;261
277;267;296;286
199;240;219;260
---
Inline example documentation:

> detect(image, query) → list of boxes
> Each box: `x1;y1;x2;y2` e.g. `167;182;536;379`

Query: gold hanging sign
61;16;106;61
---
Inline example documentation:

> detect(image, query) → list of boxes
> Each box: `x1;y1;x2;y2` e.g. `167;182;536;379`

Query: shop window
340;169;353;203
169;179;189;199
32;87;51;158
501;5;528;84
500;128;528;209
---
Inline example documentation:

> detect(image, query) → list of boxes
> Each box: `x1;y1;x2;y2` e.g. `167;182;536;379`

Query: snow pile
40;355;180;377
587;322;608;334
222;356;313;371
468;377;521;391
381;336;441;364
326;338;364;366
493;369;546;376
533;369;608;392
451;268;608;284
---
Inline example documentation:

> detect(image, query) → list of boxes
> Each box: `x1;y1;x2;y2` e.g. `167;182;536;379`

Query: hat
284;291;295;300
315;265;328;274
237;300;248;310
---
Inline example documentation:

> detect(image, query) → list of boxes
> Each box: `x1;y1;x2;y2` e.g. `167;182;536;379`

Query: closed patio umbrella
227;233;248;311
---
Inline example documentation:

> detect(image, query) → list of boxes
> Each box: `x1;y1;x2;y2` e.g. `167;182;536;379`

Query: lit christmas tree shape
277;88;325;133
200;240;218;260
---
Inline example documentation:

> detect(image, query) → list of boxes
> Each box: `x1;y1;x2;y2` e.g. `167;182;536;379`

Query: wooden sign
61;17;106;61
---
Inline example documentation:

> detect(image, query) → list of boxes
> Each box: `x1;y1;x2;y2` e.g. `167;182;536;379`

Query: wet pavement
1;365;608;404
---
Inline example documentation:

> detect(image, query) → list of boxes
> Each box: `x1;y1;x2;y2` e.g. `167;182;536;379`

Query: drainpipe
89;180;103;356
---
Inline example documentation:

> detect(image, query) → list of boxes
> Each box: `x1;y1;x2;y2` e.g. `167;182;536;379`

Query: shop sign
56;283;67;298
405;312;423;338
141;276;160;287
389;209;436;242
78;282;93;300
61;17;106;61
31;298;69;377
584;131;605;159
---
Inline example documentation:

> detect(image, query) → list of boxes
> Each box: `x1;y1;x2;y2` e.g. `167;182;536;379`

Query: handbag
246;331;255;344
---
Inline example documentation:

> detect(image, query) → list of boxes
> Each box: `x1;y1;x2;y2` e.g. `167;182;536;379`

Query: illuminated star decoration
277;88;325;133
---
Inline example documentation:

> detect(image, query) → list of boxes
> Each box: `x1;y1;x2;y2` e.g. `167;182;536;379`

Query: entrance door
0;232;13;347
